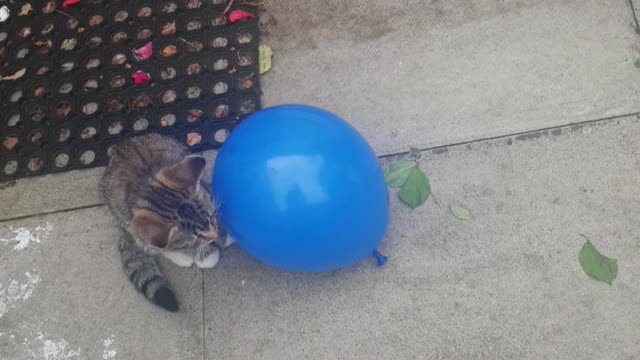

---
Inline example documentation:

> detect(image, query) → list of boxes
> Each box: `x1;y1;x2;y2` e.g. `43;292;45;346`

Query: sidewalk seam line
378;110;640;159
0;203;103;224
628;0;640;34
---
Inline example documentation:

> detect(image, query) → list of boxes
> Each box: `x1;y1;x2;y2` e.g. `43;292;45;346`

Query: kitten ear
128;209;176;249
157;156;207;192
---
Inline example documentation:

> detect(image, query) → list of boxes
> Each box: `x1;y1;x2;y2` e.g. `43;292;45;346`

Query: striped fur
100;134;220;311
118;231;177;311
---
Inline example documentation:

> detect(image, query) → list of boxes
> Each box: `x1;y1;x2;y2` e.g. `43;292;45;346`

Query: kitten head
127;155;222;251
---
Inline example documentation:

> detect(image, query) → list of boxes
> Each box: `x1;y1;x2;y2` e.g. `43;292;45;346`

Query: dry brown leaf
34;40;52;47
2;136;18;150
186;132;202;146
2;68;27;81
161;45;177;56
18;3;32;16
160;21;176;35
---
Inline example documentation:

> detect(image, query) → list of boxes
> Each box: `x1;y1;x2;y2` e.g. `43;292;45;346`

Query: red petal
228;10;255;23
62;0;80;10
131;71;150;85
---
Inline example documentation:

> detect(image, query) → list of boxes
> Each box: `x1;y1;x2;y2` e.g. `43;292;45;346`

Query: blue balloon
212;105;389;271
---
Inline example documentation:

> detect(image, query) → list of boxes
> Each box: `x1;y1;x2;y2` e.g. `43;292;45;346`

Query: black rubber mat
0;0;261;180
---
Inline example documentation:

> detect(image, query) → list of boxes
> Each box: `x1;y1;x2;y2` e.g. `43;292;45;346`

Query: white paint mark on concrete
3;327;84;360
0;223;53;251
0;272;41;318
102;336;117;359
35;333;81;360
11;228;38;251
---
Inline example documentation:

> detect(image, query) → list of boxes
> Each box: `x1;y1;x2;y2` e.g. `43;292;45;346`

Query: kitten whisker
195;242;207;263
192;245;204;274
194;245;201;263
213;197;222;212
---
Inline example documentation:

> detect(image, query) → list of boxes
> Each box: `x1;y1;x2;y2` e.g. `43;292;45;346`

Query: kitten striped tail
118;232;178;312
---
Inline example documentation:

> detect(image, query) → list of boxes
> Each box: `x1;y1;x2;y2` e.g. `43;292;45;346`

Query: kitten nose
204;226;219;241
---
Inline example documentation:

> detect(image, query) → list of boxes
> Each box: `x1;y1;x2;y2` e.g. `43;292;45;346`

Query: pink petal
62;0;80;10
228;10;255;23
133;42;153;61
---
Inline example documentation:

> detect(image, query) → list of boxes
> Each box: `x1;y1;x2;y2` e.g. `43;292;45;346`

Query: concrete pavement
201;115;640;360
3;115;640;359
261;0;640;154
0;207;204;360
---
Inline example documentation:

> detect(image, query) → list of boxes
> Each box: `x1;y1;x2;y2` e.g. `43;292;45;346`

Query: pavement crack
378;110;640;159
0;203;104;224
628;0;640;35
201;270;206;360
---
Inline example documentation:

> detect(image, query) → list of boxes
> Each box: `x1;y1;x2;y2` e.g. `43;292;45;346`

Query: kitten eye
194;223;210;236
195;229;211;239
191;230;205;239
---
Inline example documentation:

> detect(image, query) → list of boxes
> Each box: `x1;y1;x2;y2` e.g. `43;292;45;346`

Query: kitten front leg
195;245;220;269
162;250;195;267
196;235;235;269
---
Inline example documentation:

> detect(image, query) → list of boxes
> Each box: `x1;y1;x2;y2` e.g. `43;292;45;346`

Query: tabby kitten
100;134;226;312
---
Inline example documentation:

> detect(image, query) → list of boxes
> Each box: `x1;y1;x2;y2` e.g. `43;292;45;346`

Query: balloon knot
372;249;387;267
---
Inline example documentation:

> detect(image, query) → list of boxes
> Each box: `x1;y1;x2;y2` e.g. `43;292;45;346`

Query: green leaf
450;205;470;220
258;45;273;74
409;147;422;160
579;237;618;285
383;160;416;188
398;166;430;209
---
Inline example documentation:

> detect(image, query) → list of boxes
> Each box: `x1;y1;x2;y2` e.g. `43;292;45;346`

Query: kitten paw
196;249;220;269
163;251;195;267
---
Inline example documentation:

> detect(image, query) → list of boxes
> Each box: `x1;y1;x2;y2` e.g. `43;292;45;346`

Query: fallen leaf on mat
0;6;10;22
1;68;26;81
